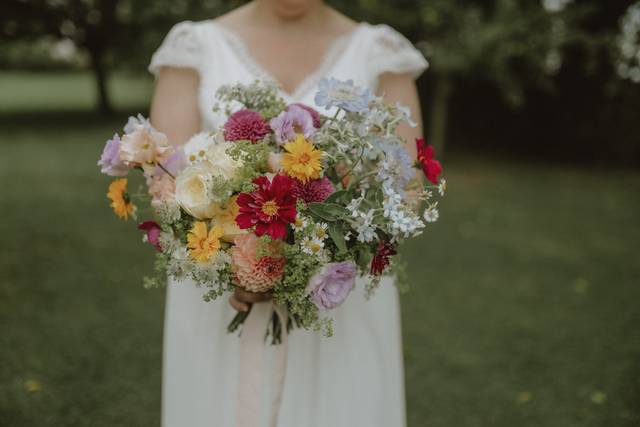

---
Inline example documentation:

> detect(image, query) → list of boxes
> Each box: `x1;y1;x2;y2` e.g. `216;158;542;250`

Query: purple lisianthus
270;104;316;144
138;221;162;251
307;261;357;310
289;103;321;128
98;134;129;176
314;78;374;113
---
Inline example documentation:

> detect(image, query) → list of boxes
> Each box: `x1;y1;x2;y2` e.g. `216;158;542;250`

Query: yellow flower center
261;200;279;217
316;228;327;239
298;152;311;165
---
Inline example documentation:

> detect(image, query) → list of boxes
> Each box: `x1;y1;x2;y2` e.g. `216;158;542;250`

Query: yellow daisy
107;178;136;220
187;221;224;262
280;134;323;183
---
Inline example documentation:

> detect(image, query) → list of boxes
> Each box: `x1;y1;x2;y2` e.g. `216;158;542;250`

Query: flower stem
157;162;175;180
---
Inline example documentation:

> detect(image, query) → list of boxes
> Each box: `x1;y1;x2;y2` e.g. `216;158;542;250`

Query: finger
229;295;250;312
235;288;273;303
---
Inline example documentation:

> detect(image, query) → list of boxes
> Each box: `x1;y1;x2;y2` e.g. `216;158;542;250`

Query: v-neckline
210;21;364;101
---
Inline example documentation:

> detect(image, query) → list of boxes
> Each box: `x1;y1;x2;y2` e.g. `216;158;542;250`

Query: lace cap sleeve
148;21;204;76
367;24;429;80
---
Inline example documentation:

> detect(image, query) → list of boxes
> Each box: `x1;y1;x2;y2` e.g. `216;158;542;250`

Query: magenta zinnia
235;175;298;240
223;109;271;143
292;176;334;203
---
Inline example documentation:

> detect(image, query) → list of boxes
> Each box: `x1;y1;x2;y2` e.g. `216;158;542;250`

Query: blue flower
314;78;374;113
375;139;415;193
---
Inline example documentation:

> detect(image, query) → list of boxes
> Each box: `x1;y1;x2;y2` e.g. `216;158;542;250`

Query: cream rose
206;140;243;180
174;162;218;219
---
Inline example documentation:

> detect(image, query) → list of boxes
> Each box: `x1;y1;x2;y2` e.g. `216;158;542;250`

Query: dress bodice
148;20;428;132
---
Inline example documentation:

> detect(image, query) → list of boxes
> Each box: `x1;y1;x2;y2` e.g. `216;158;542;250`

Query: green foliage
213;80;287;120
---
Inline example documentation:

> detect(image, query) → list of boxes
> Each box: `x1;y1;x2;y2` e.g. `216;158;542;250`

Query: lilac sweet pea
307;261;357;310
98;134;129;176
269;104;316;144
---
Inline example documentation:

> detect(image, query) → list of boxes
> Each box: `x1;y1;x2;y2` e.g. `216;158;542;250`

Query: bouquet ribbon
236;301;288;427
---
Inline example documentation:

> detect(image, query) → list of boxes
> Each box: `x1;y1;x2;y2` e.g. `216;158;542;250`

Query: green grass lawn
1;72;639;426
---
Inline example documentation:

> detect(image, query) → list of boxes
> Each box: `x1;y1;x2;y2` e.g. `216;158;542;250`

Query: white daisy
301;236;325;256
438;178;447;196
424;204;439;223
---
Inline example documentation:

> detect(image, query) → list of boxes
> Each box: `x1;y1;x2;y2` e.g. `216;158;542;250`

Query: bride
149;1;427;426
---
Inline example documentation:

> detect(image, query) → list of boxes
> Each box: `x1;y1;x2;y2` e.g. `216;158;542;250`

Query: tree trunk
429;74;453;156
89;47;113;115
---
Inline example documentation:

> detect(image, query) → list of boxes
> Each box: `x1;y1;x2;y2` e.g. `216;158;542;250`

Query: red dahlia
415;137;443;185
223;109;271;143
235;175;298;240
370;241;397;276
292;176;334;203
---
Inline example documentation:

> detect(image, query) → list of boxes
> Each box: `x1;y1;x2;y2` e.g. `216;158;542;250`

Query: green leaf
328;223;347;254
307;203;349;221
324;190;350;205
307;203;337;221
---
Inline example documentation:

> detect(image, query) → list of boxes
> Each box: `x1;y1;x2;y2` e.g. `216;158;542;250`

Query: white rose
174;162;218;219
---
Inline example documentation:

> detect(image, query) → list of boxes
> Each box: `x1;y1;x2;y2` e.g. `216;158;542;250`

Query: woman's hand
229;287;273;312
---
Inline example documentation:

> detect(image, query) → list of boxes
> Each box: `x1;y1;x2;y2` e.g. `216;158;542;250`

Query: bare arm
376;72;423;160
149;67;201;146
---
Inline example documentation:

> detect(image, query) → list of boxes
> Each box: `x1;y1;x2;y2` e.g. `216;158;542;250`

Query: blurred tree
1;0;120;113
338;0;590;154
0;0;239;113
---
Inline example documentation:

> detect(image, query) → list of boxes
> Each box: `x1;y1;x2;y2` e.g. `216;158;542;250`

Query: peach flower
231;234;286;292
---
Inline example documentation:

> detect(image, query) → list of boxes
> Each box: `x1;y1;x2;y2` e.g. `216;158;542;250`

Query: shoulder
159;20;214;48
359;23;421;55
148;20;215;76
356;22;429;80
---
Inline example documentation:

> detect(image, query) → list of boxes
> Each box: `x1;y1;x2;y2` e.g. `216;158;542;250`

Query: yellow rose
211;195;245;243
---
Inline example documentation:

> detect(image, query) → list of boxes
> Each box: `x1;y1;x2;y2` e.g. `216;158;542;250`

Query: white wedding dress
149;19;428;427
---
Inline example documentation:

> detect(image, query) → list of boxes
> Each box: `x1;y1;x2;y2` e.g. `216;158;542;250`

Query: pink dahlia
290;103;321;128
223;109;271;143
231;234;286;292
292;176;334;203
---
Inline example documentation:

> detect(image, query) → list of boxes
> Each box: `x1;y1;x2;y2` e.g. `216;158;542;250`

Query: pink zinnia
223;109;271;143
232;234;286;292
292;176;334;203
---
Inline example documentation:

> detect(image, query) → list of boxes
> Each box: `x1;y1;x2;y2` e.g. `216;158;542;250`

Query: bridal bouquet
98;78;445;339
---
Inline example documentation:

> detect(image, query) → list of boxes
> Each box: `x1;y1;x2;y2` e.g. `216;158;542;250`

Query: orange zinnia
107;178;136;220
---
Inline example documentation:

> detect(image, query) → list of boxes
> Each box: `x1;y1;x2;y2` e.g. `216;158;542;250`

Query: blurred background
1;0;639;426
